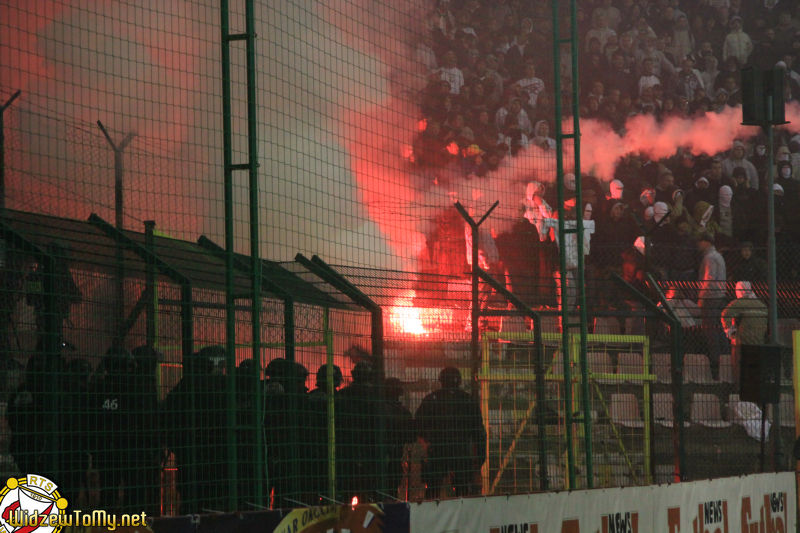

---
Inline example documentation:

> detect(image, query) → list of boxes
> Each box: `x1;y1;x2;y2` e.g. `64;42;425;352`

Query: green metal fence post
323;309;336;501
144;221;157;350
551;0;576;489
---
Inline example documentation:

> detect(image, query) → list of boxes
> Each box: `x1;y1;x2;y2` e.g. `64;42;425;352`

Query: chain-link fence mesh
0;209;796;516
3;0;800;520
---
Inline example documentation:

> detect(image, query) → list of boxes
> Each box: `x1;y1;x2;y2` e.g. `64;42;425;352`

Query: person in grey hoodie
696;232;728;381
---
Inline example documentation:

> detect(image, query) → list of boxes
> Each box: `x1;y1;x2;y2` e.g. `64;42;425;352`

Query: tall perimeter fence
1;0;799;518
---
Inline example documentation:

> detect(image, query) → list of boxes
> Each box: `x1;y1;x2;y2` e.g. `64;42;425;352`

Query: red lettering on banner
668;507;681;532
562;519;580;533
741;493;787;533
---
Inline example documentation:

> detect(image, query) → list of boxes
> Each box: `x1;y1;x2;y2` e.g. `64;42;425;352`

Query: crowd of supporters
414;0;800;291
412;0;800;358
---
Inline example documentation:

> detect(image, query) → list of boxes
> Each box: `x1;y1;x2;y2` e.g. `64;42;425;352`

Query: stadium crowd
4;0;800;518
414;0;800;286
413;0;800;368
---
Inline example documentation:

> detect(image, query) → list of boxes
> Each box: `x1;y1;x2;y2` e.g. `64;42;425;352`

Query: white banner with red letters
409;472;795;532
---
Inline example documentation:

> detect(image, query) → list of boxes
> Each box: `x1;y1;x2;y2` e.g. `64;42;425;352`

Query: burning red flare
389;290;427;336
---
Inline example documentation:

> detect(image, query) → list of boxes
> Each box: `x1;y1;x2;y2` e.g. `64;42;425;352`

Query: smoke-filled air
2;0;800;271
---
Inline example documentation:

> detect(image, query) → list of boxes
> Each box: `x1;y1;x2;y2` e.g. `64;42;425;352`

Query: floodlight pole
0;90;21;213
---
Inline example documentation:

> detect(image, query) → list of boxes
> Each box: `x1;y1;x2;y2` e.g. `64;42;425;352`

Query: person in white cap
721;280;767;386
722;15;753;66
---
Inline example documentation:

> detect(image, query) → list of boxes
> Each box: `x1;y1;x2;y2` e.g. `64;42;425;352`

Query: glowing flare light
387;290;460;337
388;290;427;336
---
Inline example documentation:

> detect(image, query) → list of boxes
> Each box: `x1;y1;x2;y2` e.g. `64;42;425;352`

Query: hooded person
689;200;720;241
592;200;638;271
721;280;767;386
653;201;670;226
523;181;554;241
722;140;759;190
608;179;624;200
685;176;715;213
717;185;734;239
649;201;694;279
775;160;798;199
696;232;728;381
531;119;556;150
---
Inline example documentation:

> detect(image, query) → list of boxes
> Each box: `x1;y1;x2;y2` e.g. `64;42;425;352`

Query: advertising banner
409;472;795;533
150;502;410;533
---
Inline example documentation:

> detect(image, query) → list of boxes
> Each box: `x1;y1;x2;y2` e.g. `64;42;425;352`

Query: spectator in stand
437;50;465;95
531;120;556;150
775;145;794;179
717;185;735;242
638;58;662;96
711;88;730;112
413;120;452;169
696;232;728;381
428;0;456;46
593;0;622;32
671;14;695;64
495;97;532;136
729;241;767;282
475;56;504;107
662;286;703;353
592;200;637;273
675;55;705;101
750;138;769;179
654;168;676;205
637;36;677;80
723;16;753;66
722;140;759;190
720;75;743;109
516;62;545;108
752;28;780;69
505;32;532;79
776;160;798;199
604;50;636;97
685;176;716;213
586;12;617;53
700;55;720;97
416;32;438;72
721;280;768;386
704;15;727;54
496;203;556;308
471;108;499;152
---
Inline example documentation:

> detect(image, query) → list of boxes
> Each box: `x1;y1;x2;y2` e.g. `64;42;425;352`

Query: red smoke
1;0;214;238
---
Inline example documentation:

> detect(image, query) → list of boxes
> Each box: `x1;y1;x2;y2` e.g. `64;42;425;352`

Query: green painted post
220;0;239;510
324;309;336;500
551;0;575;489
244;0;265;505
567;0;593;488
